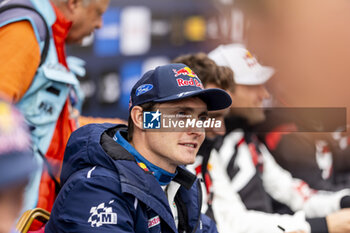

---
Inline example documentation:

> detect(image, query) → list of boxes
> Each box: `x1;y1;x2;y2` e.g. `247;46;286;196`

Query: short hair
127;102;157;142
172;52;235;92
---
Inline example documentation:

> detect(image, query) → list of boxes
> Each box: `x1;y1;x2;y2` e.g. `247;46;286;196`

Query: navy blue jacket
45;123;217;233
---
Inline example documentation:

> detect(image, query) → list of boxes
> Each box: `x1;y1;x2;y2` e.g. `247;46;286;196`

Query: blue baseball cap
0;100;36;189
129;63;232;111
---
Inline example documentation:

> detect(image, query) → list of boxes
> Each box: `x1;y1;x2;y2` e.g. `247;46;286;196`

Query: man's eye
96;9;103;16
199;115;208;122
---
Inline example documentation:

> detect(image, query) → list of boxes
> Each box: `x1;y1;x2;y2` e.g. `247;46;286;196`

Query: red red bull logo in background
172;67;198;78
244;51;258;67
176;78;203;89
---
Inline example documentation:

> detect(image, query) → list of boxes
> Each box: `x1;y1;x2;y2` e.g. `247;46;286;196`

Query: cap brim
259;66;275;84
154;88;232;111
236;66;275;85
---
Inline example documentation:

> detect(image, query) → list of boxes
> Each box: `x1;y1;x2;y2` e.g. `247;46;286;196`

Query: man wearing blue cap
0;100;37;233
45;63;232;233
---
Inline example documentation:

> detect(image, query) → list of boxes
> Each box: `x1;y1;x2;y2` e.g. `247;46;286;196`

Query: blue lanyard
113;131;177;186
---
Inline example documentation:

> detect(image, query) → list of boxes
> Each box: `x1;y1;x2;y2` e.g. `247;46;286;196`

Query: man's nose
96;18;103;29
260;86;270;100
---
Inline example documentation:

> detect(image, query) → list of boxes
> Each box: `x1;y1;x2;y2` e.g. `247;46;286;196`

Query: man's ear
66;0;82;12
130;106;144;131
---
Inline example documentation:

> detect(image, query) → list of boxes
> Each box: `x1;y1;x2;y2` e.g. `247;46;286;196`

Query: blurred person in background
0;0;125;217
184;43;350;233
172;52;235;220
173;53;234;139
232;0;350;190
234;0;350;117
0;99;37;233
255;103;350;191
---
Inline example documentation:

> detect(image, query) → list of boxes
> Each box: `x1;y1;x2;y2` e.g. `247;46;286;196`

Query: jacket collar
50;2;72;68
113;130;178;186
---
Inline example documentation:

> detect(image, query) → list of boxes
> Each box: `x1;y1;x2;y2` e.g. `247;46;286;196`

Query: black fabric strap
173;167;197;190
0;4;50;66
100;127;136;162
37;149;61;195
340;195;350;208
306;217;329;233
226;141;241;180
174;194;190;233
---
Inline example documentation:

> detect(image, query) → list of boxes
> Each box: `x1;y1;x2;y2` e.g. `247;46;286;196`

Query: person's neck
113;131;177;186
130;139;176;174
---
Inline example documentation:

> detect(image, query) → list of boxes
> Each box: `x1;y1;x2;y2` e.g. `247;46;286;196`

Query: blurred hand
326;208;350;233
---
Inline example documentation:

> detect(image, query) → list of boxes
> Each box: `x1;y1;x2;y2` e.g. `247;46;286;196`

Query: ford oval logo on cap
136;84;153;96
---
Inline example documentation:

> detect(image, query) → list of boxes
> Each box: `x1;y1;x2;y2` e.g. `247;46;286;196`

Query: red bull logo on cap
172;67;198;78
176;78;203;89
173;66;203;89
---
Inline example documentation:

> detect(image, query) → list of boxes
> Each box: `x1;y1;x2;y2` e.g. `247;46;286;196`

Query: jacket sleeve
45;175;136;233
260;144;350;217
264;132;350;191
209;149;312;233
200;213;218;233
0;21;39;103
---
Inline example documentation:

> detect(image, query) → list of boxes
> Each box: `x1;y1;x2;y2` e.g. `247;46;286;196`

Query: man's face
143;97;206;172
204;83;231;139
0;183;26;233
67;0;110;44
230;84;270;124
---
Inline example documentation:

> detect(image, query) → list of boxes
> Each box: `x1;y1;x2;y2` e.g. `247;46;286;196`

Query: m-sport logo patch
88;200;117;227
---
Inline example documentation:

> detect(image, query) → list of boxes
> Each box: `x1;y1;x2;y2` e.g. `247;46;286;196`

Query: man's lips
178;143;198;149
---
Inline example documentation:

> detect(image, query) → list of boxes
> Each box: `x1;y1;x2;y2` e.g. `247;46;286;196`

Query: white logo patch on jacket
148;216;160;228
88;200;117;227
